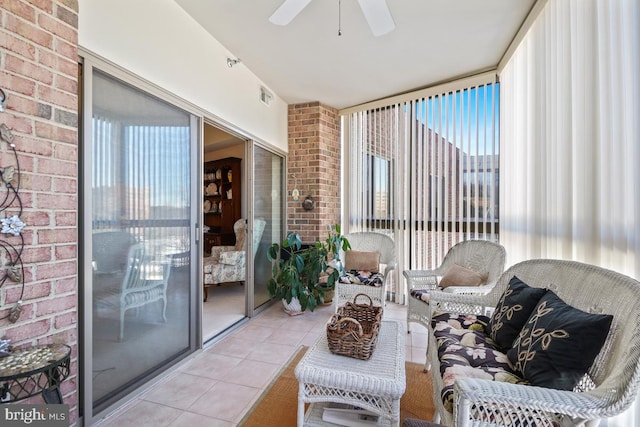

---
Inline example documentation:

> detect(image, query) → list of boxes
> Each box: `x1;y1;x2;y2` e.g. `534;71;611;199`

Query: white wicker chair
92;230;136;275
94;242;172;341
334;231;397;309
426;259;640;427
404;240;506;335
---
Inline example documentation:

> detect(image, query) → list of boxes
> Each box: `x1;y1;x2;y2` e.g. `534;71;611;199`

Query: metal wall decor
0;123;26;324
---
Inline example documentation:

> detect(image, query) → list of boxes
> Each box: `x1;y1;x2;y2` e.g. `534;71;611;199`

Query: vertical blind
92;118;191;253
499;0;640;422
343;74;500;303
500;0;640;274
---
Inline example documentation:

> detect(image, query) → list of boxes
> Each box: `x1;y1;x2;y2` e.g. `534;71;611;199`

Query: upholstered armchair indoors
334;231;397;309
404;240;506;336
203;218;266;301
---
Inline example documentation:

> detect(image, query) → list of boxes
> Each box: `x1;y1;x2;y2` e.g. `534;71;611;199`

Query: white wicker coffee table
294;320;406;426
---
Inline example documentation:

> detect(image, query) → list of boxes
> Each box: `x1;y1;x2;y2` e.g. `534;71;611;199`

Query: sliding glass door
83;65;197;416
252;145;284;309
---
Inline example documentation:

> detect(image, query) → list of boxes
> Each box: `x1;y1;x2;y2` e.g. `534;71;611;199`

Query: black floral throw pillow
488;276;548;351
507;290;613;390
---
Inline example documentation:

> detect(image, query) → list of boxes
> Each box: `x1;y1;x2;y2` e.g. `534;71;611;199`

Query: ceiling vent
260;86;273;106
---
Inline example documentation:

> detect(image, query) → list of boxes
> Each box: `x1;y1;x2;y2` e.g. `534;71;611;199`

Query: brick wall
0;0;79;420
287;102;341;243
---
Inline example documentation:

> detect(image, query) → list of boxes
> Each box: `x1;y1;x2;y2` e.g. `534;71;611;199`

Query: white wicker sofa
425;259;640;427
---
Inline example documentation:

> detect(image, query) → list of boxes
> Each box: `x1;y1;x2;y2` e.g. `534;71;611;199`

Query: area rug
238;346;435;426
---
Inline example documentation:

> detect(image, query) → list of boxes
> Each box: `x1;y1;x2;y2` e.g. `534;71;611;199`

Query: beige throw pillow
344;250;380;272
439;264;488;288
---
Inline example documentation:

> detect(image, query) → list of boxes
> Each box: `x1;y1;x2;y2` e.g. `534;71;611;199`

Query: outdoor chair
426;259;640;427
334;231;397;309
404;240;506;341
92;230;137;275
95;242;172;341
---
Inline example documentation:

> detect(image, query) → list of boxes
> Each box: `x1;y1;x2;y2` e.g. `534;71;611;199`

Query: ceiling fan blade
269;0;313;26
357;0;395;36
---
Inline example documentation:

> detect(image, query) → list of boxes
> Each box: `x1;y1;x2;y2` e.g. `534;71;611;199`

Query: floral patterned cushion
432;312;528;412
219;250;244;265
410;289;430;303
339;270;384;287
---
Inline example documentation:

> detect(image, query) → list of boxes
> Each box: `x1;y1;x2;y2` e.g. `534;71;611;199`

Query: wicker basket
326;293;383;360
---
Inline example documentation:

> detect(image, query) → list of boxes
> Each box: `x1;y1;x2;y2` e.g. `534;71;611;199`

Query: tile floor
94;301;429;427
202;283;245;341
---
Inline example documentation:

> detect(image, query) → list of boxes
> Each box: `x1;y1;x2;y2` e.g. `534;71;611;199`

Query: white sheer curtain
500;0;640;424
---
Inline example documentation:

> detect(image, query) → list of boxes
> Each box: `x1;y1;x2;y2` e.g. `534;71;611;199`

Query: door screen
88;69;195;411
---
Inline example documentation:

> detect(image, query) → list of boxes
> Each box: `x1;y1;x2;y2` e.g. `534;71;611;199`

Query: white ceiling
175;0;536;110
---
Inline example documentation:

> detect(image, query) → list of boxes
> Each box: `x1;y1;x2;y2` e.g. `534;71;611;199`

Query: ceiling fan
269;0;395;37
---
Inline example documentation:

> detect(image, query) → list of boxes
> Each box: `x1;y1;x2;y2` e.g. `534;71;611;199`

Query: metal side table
0;343;71;404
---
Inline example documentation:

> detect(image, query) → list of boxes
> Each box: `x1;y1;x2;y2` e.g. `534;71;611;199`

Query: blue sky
416;83;500;156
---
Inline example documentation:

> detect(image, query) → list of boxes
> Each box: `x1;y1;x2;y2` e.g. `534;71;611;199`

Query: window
365;154;391;221
344;75;499;302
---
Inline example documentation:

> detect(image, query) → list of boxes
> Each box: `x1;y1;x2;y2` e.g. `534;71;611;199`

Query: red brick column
0;0;79;419
287;102;341;244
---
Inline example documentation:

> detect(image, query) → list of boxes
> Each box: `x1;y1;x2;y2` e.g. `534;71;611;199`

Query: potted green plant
317;224;351;303
267;225;350;314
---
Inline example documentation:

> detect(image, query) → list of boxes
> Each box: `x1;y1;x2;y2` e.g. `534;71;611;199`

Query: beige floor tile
245;341;299;365
179;352;243;380
280;315;327;332
221;359;281;388
262;327;308;347
275;304;333;326
405;344;413;361
187;382;260;421
300;330;323;347
383;304;407;319
409;330;428;348
99;400;182;427
248;314;289;329
410;347;428;366
97;301;419;427
408;322;428;334
231;323;276;343
142;372;217;409
207;336;256;358
167;411;234;427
